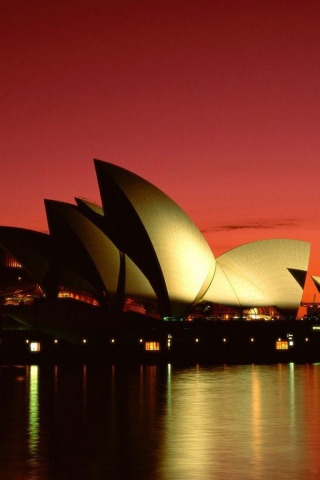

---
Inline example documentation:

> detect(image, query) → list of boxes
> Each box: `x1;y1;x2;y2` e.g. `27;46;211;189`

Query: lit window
145;342;160;351
276;341;288;350
30;342;41;352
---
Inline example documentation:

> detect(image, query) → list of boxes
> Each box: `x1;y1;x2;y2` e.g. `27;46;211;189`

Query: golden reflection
162;365;219;478
250;366;262;477
160;365;310;479
166;363;172;422
288;362;296;435
303;364;320;473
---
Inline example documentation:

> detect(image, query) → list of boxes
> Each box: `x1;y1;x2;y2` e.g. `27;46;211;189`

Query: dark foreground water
0;362;320;480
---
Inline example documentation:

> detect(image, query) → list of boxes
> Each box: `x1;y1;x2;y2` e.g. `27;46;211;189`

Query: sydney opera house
0;160;319;363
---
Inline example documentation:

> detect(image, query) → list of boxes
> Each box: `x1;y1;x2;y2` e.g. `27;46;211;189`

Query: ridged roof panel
95;160;216;316
206;239;310;310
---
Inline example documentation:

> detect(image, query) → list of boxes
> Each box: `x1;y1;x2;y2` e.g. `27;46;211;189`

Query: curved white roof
204;239;310;311
95;160;216;316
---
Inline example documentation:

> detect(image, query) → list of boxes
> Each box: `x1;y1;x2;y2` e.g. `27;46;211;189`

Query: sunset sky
2;0;320;305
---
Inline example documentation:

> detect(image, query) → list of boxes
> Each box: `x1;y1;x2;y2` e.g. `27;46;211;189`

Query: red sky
2;0;320;307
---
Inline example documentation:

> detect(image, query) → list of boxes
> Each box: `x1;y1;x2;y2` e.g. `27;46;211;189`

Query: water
0;362;320;480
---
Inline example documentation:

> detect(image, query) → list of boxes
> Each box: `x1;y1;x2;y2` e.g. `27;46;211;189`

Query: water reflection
158;364;320;479
250;366;261;478
28;365;40;476
1;363;320;479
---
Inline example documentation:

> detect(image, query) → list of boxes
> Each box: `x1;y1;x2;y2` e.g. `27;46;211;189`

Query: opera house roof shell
0;160;311;320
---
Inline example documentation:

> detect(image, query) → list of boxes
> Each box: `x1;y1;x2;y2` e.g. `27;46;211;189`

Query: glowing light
82;338;87;344
276;341;288;350
145;341;160;351
30;342;40;352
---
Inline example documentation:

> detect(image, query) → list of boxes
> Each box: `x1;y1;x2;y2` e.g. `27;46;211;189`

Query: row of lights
194;336;311;344
24;335;312;353
25;337;142;349
194;337;255;343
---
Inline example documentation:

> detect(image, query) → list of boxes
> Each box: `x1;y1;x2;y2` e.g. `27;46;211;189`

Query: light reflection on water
28;364;40;476
0;363;320;479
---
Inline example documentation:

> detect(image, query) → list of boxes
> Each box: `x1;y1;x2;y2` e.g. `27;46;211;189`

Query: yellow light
139;338;143;343
195;338;199;343
145;341;160;351
54;339;59;344
111;338;115;343
82;338;87;344
276;341;288;350
222;338;227;343
250;338;255;342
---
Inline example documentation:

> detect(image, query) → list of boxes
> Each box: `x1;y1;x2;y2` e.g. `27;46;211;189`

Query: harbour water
0;362;320;479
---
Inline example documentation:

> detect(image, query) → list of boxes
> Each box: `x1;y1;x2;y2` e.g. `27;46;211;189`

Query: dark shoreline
1;318;320;365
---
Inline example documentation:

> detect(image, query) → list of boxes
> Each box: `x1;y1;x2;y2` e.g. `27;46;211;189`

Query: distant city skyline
2;0;320;306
